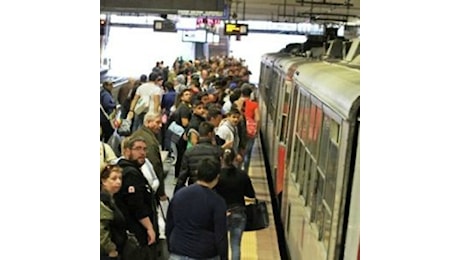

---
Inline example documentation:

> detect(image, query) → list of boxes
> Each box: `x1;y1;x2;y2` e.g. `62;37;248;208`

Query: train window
300;95;310;141
322;205;333;253
319;116;331;171
269;72;280;119
324;142;339;208
306;103;323;158
295;145;306;186
301;154;312;202
315;171;325;236
280;115;287;142
286;85;300;165
290;138;301;179
283;82;291;115
309;161;319;221
330;118;340;144
295;93;304;135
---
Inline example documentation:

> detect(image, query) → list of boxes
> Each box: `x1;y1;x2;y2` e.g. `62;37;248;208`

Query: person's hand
235;154;243;163
147;228;156;245
159;195;168;201
108;250;118;257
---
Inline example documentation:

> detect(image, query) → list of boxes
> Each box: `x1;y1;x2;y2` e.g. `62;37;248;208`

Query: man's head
241;84;253;97
191;99;206;117
198;121;215;138
206;106;223;127
143;112;162;134
122;137;147;166
197;158;221;188
179;88;193;103
102;81;114;91
226;107;241;126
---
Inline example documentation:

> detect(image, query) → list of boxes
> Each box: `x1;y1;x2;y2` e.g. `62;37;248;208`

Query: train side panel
259;55;360;260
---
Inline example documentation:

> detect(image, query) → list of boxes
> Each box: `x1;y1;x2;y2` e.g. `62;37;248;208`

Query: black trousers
174;138;187;178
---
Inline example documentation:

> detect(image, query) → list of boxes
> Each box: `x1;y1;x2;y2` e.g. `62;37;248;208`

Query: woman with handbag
214;149;256;260
100;164;127;260
100;81;117;142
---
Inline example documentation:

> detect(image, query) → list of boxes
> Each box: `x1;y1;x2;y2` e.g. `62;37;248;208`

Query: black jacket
114;159;159;246
100;191;127;253
214;165;256;208
174;137;222;193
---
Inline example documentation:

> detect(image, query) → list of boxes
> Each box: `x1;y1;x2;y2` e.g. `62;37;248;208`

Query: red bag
246;117;257;138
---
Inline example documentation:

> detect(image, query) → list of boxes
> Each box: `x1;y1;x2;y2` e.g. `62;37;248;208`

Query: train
257;38;360;260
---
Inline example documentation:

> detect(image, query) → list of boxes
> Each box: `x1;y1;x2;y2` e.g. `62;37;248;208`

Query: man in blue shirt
166;158;228;260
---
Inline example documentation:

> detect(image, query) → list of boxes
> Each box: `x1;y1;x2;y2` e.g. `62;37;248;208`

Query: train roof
261;52;289;66
294;61;360;119
275;56;308;74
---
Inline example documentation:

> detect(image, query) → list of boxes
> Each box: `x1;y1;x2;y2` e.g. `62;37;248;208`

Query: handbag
107;130;122;157
245;199;269;231
134;96;149;115
118;119;132;137
167;121;185;144
100;104;118;129
246;117;257;138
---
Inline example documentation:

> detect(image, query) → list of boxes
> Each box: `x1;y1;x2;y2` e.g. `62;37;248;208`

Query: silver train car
258;39;360;260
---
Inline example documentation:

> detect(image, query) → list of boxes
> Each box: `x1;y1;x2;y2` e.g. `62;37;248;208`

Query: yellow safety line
240;231;258;259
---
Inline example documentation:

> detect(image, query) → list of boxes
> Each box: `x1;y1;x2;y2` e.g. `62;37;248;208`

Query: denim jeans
227;207;247;260
169;253;220;260
243;137;256;172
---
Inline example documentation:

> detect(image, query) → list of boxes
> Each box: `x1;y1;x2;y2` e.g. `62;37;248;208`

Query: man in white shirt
128;72;164;131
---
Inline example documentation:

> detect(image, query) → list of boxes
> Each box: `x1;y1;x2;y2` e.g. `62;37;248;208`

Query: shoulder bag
245;199;269;231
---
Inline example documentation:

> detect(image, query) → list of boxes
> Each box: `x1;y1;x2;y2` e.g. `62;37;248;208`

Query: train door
281;82;300;223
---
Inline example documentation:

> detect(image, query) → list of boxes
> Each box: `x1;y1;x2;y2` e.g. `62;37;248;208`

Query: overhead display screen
182;29;207;43
224;23;248;36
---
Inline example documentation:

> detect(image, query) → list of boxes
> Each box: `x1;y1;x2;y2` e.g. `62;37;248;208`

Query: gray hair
143;111;162;125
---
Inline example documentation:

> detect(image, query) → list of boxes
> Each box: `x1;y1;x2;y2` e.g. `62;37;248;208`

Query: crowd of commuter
100;56;260;260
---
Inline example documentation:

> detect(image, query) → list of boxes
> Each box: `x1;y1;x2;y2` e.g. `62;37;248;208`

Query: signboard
153;20;177;32
224;23;248;36
182;30;207;43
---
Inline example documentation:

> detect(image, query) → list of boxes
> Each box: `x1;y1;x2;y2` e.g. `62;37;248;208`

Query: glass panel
315;173;325;237
296;93;305;135
324;142;339;208
269;72;280;118
290;137;300;177
322;205;332;251
283;84;290;114
280;115;287;142
300;95;310;141
305;103;316;148
307;160;317;208
318;115;331;171
302;154;312;201
286;86;299;161
296;146;305;184
309;104;323;158
330;118;340;144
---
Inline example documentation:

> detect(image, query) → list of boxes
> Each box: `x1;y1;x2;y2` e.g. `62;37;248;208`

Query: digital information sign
224;23;248;36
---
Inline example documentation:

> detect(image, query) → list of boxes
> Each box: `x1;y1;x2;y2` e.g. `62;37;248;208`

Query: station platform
162;136;281;259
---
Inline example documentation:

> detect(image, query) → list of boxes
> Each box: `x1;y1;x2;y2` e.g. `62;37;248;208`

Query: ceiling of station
226;0;360;24
101;0;360;25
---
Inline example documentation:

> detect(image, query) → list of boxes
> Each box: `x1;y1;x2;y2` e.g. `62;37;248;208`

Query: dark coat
100;87;116;124
174;137;222;193
114;159;159;246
